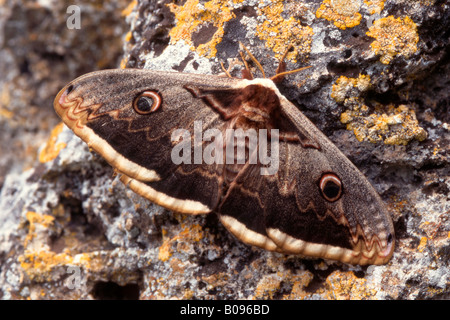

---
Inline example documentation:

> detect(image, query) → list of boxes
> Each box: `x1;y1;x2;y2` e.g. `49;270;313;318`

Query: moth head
133;91;162;115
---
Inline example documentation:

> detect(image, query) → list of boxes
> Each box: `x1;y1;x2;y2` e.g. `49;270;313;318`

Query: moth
54;46;395;265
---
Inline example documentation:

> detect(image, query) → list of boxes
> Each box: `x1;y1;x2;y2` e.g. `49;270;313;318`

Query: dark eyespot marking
133;91;162;115
66;85;74;94
319;173;343;202
387;233;394;244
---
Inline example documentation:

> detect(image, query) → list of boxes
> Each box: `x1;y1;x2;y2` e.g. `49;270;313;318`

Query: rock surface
0;0;448;299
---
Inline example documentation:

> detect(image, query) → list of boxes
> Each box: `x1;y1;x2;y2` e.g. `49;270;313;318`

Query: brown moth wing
54;69;242;214
185;78;394;264
218;92;395;265
55;69;395;265
275;95;394;264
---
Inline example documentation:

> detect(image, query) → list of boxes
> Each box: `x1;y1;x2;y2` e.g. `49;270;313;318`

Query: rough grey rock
0;0;128;188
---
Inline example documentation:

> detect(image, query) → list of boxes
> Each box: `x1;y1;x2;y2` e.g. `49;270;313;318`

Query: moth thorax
240;84;280;116
240;103;271;124
234;114;270;131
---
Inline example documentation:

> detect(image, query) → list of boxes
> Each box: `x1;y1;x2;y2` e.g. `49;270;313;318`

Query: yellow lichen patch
417;237;428;253
364;0;385;15
201;272;230;291
316;0;362;30
253;269;314;300
331;74;371;103
0;107;13;119
124;31;133;43
158;232;173;262
0;85;13;119
25;211;55;228
19;210;106;283
281;271;315;299
167;0;235;58
158;223;205;262
366;16;419;64
21;211;69;280
342;103;427;145
255;0;314;62
23;211;55;247
19;250;73;280
254;273;283;299
325;271;376;300
19;249;101;283
183;289;195;299
121;0;137;16
120;56;129;69
332;75;427;145
39;122;67;163
21;211;64;275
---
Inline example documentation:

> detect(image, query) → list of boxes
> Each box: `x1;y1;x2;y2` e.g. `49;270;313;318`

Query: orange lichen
417;237;428;253
254;274;282;299
0;85;13;119
331;74;371;103
281;271;315;299
252;269;315;300
167;0;235;57
364;0;385;15
366;16;419;64
121;0;137;16
120;55;129;69
158;223;205;262
325;271;376;299
19;249;101;282
124;31;132;43
19;251;73;278
331;74;427;145
19;210;106;283
167;0;313;61
39;122;67;163
332;75;427;145
341;103;427;145
316;0;362;30
255;0;314;62
23;211;55;247
20;211;70;280
201;272;230;292
0;107;13;119
158;236;173;262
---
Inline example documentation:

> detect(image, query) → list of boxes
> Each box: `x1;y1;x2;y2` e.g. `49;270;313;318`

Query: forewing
54;69;242;214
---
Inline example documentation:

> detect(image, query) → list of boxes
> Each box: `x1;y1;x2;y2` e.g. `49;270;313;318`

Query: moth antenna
239;41;266;79
275;44;293;76
272;44;310;82
280;45;294;66
220;61;232;78
270;66;312;82
239;51;253;80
